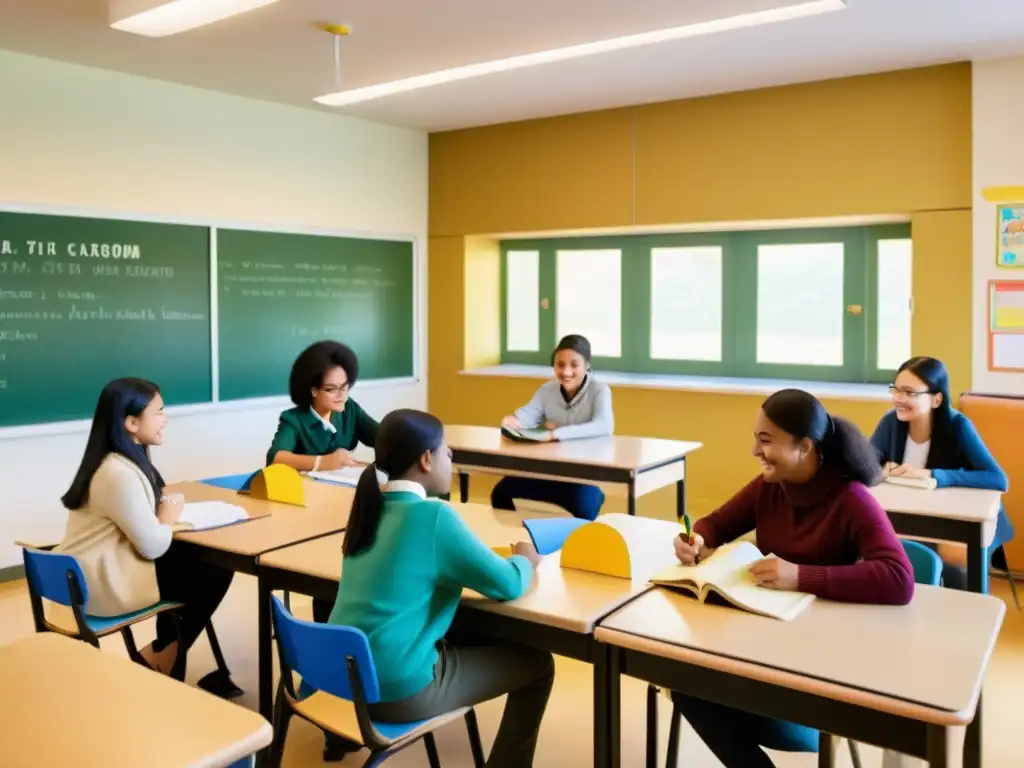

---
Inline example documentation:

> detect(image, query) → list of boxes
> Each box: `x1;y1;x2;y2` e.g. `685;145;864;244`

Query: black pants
312;597;333;624
152;542;234;659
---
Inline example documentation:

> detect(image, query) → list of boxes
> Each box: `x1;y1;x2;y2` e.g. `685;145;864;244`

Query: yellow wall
428;64;973;518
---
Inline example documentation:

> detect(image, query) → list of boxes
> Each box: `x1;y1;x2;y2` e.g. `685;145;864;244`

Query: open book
650;540;814;621
501;425;550;442
178;501;250;532
884;475;937;490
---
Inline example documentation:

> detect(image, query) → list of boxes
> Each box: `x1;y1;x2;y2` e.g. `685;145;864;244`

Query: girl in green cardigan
329;409;554;767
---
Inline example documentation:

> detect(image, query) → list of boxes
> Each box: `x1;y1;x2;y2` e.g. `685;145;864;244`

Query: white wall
973;56;1024;394
0;50;428;568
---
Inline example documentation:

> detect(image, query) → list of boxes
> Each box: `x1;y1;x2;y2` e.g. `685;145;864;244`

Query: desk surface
445;425;702;471
170;479;353;557
596;585;1004;722
869;483;1001;524
260;505;685;634
0;633;272;767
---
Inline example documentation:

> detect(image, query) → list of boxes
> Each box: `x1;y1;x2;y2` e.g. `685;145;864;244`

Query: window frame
499;223;911;385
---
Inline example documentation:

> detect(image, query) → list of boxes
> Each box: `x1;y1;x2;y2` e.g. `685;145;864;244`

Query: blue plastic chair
268;596;485;768
20;545;186;676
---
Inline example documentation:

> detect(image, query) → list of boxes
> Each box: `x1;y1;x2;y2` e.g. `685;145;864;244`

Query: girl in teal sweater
330;409;554;767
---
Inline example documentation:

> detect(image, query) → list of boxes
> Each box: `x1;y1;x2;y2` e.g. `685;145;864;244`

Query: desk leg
593;643;620;768
964;693;982;768
926;725;950;768
627;479;636;516
459;472;470;504
675;477;686;520
817;733;835;768
257;570;273;725
966;527;989;594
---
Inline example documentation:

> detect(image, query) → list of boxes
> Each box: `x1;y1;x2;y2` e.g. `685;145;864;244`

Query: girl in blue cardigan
870;356;1013;587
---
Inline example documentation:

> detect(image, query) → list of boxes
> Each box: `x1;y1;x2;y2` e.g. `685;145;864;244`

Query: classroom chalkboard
216;228;414;401
0;210;212;428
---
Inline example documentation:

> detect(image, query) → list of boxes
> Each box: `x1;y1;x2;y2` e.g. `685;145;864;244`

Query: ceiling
1;0;1024;132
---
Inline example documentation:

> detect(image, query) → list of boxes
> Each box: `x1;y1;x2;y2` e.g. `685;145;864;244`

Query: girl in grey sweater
494;334;614;519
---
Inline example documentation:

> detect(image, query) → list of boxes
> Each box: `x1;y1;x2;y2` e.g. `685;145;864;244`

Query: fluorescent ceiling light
110;0;281;38
316;0;846;107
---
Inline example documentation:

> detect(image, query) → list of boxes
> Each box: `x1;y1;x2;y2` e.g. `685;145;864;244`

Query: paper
179;501;249;531
992;331;1024;372
308;466;366;487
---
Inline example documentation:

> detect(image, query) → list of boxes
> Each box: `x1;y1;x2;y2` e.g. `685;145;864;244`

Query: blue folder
521;517;589;555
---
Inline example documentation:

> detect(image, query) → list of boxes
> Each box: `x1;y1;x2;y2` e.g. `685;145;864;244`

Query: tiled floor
1;576;1020;767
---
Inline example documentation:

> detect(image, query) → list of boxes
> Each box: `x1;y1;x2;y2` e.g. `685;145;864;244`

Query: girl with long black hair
58;378;233;678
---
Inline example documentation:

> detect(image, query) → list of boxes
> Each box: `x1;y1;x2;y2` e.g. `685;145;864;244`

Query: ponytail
342;463;386;557
824;416;883;487
762;388;882;487
341;408;446;557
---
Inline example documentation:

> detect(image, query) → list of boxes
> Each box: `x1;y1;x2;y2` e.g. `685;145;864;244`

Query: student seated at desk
266;339;378;623
329;409;554;767
870;356;1014;587
671;389;914;768
495;334;613;520
57;378;234;680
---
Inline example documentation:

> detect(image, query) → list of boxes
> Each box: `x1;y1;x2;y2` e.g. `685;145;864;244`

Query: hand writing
673;532;705;565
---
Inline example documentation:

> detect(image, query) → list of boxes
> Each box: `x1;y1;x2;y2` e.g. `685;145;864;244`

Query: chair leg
646;684;658;768
120;625;144;664
465;709;486;768
423;732;442;768
848;739;864;768
266;680;294;768
664;703;681;768
1006;570;1021;611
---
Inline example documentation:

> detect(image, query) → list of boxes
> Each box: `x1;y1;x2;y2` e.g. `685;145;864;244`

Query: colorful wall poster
988;281;1024;371
997;203;1024;267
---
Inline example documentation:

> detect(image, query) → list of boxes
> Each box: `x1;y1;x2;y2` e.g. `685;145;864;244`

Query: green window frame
500;223;911;385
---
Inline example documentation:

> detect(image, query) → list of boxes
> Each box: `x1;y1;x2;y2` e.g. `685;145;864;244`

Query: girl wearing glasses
267;340;379;473
870;356;1013;587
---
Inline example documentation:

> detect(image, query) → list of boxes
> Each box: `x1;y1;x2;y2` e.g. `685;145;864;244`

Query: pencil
680;511;694;545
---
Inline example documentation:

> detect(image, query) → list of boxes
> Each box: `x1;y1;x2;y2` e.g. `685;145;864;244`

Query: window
505;250;540;352
650;247;722;362
500;223;911;384
556;248;621;357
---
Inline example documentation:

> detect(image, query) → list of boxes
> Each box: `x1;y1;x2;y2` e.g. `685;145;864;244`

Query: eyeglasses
888;385;929;398
319;383;350;395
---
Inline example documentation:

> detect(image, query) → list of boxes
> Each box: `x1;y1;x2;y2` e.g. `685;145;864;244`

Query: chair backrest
901;539;943;586
270;595;381;704
21;548;89;607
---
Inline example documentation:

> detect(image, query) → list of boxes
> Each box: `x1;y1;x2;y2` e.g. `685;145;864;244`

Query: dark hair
762;388;882;486
62;378;166;510
896;355;955;459
288;340;359;408
343;409;446;557
550;334;592;366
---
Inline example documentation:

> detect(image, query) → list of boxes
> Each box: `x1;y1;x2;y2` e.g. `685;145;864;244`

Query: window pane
505;250;539;352
556;249;621;357
876;239;912;371
757;243;844;366
650;246;722;361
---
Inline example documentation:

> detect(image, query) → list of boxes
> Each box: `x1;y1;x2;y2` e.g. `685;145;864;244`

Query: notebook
884;475;937;490
308;466;366;487
178;501;250;532
650;540;815;621
500;425;551;442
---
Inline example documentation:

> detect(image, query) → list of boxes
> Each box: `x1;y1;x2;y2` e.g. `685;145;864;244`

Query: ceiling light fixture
109;0;282;38
315;0;846;107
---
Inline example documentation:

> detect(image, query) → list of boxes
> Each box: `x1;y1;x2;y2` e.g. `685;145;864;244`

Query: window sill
459;365;891;402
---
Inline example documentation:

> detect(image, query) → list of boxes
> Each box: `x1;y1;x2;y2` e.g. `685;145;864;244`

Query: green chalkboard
0;210;212;428
216;229;415;401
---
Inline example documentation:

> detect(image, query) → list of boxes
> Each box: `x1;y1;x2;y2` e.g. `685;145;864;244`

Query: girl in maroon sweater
671;389;914;768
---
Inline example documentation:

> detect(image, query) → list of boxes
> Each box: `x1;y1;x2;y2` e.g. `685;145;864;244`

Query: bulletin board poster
997;203;1024;267
988;280;1024;371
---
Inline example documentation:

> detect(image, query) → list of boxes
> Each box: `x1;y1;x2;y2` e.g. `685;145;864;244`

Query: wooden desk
258;505;685;768
0;633;271;767
170;478;353;724
869;483;1002;594
595;586;1005;768
445;425;702;516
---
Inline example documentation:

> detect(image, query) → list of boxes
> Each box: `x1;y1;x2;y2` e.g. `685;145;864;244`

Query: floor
1;576;1021;767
